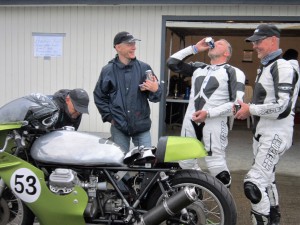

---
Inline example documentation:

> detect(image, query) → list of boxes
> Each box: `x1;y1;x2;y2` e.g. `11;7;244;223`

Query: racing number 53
14;174;37;195
10;168;41;203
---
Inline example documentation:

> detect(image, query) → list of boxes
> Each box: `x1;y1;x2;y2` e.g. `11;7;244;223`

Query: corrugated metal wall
0;4;299;144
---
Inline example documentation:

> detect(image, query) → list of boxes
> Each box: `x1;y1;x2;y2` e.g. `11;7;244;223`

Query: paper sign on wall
33;33;65;58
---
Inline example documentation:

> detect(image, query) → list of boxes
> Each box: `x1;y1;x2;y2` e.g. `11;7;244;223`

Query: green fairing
0;122;23;130
164;136;207;162
0;152;88;225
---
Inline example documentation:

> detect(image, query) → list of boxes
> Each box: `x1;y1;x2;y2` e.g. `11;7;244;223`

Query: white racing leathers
167;46;245;186
245;58;300;216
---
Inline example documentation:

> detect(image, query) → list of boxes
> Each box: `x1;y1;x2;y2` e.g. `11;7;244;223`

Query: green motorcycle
0;94;237;225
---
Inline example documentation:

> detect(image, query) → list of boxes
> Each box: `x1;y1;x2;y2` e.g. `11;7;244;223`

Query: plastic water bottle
184;87;190;100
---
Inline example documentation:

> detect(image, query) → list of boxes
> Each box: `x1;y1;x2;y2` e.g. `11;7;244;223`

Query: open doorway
158;17;300;137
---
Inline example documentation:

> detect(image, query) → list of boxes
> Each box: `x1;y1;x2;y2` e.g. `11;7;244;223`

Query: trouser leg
179;115;231;186
203;118;231;187
110;125;131;152
267;181;281;225
179;118;202;170
132;130;152;148
245;132;291;223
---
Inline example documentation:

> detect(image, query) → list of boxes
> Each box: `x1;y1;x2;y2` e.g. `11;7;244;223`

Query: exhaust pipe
136;186;198;225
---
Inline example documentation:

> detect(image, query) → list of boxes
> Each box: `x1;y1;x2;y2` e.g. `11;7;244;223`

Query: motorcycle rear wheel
146;170;237;225
0;188;35;225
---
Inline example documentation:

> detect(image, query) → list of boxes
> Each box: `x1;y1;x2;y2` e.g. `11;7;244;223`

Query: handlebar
0;135;12;153
13;130;24;150
0;130;25;153
0;125;75;153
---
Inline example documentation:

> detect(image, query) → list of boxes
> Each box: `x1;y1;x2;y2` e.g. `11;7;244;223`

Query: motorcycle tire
0;188;35;225
146;170;237;225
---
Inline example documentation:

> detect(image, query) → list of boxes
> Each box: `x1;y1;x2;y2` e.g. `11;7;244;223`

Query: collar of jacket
111;55;137;69
261;49;282;66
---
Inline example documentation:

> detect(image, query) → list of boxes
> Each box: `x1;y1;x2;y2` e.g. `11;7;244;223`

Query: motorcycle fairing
0;152;88;225
0;122;23;131
31;130;125;166
156;136;207;163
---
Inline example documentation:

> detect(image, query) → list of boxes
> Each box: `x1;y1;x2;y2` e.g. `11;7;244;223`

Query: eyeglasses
123;42;136;47
252;37;267;45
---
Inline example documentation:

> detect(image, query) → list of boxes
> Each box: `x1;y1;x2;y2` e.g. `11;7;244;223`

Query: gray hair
219;39;232;61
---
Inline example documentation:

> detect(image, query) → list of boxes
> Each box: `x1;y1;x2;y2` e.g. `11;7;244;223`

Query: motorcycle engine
48;168;136;220
49;168;80;194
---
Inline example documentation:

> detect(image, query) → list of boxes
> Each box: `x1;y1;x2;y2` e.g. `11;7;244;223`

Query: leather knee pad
216;171;231;187
244;181;262;204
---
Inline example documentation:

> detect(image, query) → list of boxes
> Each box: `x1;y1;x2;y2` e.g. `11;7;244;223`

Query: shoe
270;206;281;225
251;210;270;225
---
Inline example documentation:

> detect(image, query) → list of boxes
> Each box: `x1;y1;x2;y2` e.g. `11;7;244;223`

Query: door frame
158;15;300;137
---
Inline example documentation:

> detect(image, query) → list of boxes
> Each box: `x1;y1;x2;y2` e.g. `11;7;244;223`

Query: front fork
0;178;6;197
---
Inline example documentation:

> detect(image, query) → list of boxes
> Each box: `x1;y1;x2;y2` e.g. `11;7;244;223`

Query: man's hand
192;110;208;123
140;79;159;92
194;38;210;53
111;119;115;125
235;100;251;120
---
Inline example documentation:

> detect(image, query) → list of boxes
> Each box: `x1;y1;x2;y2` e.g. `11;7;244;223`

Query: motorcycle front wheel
146;170;237;225
0;188;35;225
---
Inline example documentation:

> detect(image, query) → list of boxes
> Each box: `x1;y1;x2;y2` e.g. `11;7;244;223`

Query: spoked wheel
146;170;237;225
0;198;10;224
0;188;34;225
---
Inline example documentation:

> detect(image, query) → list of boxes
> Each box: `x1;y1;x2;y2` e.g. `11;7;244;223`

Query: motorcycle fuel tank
31;130;125;166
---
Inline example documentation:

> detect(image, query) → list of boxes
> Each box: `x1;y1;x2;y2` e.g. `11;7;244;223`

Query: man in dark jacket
93;31;162;152
51;88;89;130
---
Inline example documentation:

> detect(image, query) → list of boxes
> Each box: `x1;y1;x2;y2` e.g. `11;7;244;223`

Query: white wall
0;4;299;145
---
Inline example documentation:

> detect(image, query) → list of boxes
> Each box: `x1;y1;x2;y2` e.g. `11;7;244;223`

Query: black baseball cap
246;24;281;42
69;88;89;114
113;31;141;47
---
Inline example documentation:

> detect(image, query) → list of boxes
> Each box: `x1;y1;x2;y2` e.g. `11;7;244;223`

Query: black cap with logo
246;24;281;42
69;88;89;114
113;31;141;47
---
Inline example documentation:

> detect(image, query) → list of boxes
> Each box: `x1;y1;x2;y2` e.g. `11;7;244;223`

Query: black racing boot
216;171;231;188
251;210;270;225
270;205;281;225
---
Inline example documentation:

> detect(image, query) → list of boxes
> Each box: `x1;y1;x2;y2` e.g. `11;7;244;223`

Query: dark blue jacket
94;56;162;135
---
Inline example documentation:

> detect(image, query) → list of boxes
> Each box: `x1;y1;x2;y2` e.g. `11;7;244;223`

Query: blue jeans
110;125;151;153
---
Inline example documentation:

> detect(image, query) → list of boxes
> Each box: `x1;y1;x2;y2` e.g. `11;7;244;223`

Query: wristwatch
206;110;210;118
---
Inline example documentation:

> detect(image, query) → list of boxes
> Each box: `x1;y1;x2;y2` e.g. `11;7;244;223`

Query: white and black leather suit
244;56;300;216
167;46;245;187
